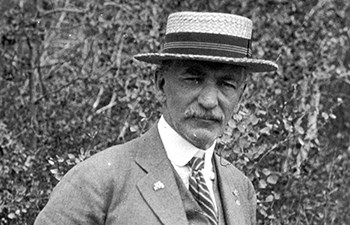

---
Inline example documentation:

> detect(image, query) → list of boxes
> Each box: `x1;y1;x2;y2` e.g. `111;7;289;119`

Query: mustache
184;107;224;122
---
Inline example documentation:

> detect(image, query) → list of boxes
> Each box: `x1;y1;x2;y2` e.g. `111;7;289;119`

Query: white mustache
184;107;223;122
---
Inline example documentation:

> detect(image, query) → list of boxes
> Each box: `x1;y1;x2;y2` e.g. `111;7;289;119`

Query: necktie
189;156;218;225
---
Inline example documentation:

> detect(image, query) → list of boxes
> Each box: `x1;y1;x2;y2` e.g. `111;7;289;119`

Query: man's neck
157;116;215;167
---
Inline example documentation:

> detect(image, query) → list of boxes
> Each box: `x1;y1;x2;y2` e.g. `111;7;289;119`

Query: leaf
283;118;293;132
130;125;138;132
259;179;267;189
260;126;271;135
50;169;59;174
273;192;281;200
274;89;282;95
238;137;249;149
329;113;336;119
237;124;246;133
265;195;274;202
8;212;16;219
267;174;279;184
249;114;259;125
295;123;305;135
227;119;237;128
321;112;329;120
262;168;271;176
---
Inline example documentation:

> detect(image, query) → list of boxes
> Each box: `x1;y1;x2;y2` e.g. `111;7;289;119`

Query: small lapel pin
209;171;215;181
153;181;165;191
232;189;241;205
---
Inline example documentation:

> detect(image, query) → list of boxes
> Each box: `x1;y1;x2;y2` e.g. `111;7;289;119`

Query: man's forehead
166;60;246;80
169;60;244;70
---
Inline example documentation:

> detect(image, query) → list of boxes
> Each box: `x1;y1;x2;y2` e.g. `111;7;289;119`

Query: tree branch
96;92;117;114
39;8;88;17
34;75;83;104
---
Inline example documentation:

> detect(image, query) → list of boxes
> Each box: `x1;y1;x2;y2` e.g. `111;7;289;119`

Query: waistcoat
172;165;226;225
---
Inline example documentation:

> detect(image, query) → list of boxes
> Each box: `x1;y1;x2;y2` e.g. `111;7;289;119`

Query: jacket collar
134;124;189;225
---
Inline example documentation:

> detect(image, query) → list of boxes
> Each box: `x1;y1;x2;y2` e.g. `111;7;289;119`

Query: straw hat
134;12;278;72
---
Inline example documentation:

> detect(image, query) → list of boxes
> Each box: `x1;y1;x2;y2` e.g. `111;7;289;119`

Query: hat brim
134;53;278;73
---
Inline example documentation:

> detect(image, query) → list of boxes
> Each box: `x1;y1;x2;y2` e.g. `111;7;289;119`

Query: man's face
157;60;246;150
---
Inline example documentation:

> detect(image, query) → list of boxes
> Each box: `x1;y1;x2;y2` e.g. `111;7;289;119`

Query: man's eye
222;81;237;89
185;77;201;84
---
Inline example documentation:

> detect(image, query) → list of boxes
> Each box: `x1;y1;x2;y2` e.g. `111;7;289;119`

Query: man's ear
154;69;167;104
155;69;165;92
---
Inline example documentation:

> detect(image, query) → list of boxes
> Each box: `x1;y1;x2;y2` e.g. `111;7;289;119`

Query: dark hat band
163;32;252;58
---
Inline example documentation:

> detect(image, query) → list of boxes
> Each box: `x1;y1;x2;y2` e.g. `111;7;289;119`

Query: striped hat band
163;32;252;58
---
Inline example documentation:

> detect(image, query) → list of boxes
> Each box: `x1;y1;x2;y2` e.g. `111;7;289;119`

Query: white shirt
157;116;217;210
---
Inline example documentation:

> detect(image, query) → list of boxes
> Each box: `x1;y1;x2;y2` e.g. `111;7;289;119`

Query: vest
172;165;226;225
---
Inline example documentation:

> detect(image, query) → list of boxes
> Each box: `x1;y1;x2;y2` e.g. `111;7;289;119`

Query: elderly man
35;12;277;225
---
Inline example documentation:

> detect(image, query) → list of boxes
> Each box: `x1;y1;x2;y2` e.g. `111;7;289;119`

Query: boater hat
134;12;278;72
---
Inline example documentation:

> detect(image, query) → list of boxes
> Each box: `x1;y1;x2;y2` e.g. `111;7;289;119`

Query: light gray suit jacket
34;124;256;225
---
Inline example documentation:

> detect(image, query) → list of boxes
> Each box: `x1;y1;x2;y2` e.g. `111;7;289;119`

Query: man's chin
185;128;219;150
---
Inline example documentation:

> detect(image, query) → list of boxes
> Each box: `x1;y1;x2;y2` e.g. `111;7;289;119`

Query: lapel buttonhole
232;189;241;205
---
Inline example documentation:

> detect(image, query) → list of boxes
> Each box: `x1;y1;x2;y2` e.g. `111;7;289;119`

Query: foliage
0;0;349;224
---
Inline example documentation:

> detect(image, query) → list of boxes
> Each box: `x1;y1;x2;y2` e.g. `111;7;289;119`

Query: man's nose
197;84;219;109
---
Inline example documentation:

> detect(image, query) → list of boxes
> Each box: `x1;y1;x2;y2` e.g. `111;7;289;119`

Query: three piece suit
34;124;256;225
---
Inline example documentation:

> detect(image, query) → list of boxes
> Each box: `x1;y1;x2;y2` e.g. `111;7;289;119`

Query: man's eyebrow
183;66;205;76
221;73;244;82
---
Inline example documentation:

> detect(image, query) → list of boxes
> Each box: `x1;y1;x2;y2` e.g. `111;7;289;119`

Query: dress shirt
157;116;217;210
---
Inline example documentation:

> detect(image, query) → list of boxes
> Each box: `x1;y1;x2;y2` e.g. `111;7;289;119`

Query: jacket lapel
134;125;188;225
214;154;247;225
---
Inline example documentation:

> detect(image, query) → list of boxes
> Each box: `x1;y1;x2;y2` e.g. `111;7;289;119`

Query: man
34;12;277;225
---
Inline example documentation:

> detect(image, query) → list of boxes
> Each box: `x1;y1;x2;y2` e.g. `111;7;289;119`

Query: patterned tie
189;156;218;225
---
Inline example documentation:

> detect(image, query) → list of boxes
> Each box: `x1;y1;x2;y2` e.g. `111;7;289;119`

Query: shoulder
215;154;248;178
215;154;254;191
64;132;148;183
61;124;160;185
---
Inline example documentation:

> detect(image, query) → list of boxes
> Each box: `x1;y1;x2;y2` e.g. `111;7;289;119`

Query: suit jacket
34;124;256;225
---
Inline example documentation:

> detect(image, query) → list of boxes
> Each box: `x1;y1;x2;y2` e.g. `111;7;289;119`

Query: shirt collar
157;116;216;167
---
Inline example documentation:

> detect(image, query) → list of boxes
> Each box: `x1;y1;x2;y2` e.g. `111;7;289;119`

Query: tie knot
189;156;205;171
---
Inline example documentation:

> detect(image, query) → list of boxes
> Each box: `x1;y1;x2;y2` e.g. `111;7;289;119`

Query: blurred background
0;0;349;224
